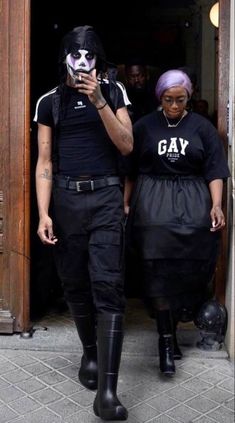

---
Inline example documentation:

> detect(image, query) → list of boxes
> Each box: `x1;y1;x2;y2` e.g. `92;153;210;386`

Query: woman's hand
124;204;130;215
210;205;225;232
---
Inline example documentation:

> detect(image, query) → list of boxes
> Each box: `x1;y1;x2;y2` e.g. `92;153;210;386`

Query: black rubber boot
173;321;183;360
156;310;175;376
93;314;128;421
68;302;98;390
173;333;183;360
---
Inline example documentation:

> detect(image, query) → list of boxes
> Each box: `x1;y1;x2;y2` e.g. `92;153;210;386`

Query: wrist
39;210;49;219
96;102;107;110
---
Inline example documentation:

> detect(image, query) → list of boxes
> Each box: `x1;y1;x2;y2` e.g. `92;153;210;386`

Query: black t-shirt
34;81;129;177
129;110;230;182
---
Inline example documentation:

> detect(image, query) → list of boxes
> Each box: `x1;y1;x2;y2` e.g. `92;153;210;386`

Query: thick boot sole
93;397;128;421
160;367;176;377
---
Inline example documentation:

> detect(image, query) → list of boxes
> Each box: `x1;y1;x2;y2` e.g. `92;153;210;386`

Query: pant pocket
89;228;124;276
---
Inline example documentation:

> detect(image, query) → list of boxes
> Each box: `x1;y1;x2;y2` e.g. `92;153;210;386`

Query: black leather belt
54;176;121;192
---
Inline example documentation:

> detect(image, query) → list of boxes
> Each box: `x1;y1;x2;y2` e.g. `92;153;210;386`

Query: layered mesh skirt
127;174;220;310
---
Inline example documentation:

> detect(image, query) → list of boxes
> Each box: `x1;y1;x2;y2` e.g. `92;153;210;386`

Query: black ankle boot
172;315;183;360
156;310;175;376
159;334;175;375
173;332;183;360
68;302;98;390
93;313;128;421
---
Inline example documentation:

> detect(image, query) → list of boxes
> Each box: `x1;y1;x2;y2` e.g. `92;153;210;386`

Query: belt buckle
76;180;94;192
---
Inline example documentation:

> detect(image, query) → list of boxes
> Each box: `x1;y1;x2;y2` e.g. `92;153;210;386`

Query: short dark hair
125;57;147;68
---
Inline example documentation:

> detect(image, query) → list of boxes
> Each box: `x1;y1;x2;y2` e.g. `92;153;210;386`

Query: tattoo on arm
39;169;52;180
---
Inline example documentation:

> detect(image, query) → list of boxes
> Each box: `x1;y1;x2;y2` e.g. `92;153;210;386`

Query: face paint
65;49;96;79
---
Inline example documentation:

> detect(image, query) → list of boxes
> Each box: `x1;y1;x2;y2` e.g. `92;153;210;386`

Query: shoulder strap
107;67;119;111
109;80;119;111
51;86;62;174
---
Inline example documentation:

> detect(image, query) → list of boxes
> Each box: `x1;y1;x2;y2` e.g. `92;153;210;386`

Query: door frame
215;0;230;303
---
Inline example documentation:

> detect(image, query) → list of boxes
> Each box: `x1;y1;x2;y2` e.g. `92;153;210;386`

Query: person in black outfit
122;60;158;298
125;69;230;377
34;25;133;421
124;60;158;123
194;98;216;125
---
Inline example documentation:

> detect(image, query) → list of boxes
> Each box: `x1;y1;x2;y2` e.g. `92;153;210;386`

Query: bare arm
208;179;225;232
35;123;57;244
97;105;133;155
76;70;133;155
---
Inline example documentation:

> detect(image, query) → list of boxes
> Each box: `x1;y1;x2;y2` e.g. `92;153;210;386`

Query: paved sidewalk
0;299;234;423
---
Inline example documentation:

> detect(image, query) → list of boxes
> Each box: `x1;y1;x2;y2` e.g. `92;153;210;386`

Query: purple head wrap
155;69;193;100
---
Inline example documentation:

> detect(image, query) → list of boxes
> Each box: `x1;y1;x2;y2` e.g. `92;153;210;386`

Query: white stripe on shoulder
33;87;58;122
116;81;131;106
97;77;109;84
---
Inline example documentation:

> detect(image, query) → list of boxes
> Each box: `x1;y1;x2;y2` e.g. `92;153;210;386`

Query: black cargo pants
52;182;126;315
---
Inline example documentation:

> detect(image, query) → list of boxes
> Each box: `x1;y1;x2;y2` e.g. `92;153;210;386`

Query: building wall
225;0;235;360
200;0;217;115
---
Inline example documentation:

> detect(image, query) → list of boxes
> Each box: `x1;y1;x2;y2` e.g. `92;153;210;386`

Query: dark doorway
30;0;195;104
30;0;196;317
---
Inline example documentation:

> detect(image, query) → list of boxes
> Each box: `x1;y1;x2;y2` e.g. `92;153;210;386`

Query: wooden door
0;0;31;333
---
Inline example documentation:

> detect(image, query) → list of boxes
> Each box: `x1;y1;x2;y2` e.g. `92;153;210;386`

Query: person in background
178;66;198;112
178;68;217;126
122;60;158;299
194;99;215;125
34;25;133;421
124;59;158;123
125;69;230;377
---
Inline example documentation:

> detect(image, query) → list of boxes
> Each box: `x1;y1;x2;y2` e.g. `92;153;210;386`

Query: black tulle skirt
126;174;220;308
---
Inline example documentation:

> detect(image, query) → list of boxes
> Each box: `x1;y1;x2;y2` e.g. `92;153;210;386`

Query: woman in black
125;69;230;376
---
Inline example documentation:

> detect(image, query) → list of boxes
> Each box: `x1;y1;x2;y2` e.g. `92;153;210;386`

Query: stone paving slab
0;349;233;423
0;299;233;422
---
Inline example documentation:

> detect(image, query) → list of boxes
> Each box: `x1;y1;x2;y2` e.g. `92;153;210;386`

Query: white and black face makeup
65;49;96;79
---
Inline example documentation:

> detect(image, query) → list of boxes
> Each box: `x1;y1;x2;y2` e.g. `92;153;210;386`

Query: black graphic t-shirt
130;110;230;182
33;82;129;177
